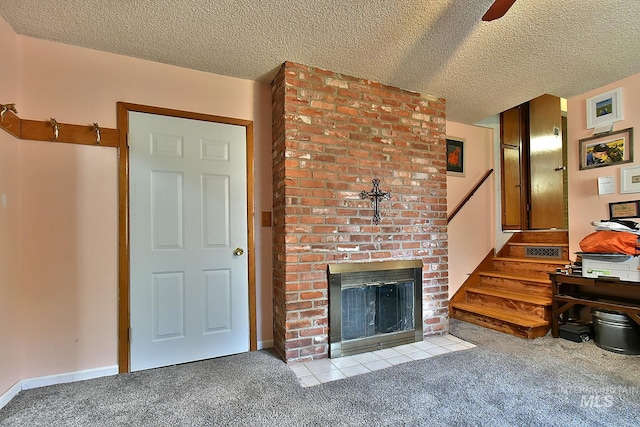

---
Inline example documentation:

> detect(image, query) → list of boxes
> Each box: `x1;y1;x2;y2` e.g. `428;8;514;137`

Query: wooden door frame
116;102;257;373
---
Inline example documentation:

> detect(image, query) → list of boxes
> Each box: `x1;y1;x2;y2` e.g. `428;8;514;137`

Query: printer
579;252;640;282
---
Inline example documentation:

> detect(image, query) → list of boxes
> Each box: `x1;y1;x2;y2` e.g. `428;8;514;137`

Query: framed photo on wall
446;137;465;176
586;87;623;129
620;164;640;194
578;127;633;170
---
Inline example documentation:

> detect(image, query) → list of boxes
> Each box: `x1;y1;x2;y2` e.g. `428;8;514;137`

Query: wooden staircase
450;231;569;339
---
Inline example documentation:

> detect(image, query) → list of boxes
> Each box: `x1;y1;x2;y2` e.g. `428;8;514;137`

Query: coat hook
93;122;101;145
0;103;18;127
50;117;60;141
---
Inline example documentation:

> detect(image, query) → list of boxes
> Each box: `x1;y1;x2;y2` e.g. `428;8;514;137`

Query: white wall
0;22;273;396
567;72;640;258
446;121;495;297
0;15;22;399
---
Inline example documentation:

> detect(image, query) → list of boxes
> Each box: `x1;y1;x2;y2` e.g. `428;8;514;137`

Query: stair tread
466;286;552;305
493;256;567;265
509;242;569;247
478;270;551;283
451;302;548;327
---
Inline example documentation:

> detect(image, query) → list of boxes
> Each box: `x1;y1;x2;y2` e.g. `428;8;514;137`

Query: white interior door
129;111;248;372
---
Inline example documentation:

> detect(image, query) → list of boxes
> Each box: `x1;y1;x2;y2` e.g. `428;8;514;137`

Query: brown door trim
116;102;257;373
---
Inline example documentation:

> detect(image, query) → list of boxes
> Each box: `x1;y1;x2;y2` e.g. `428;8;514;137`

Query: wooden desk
549;273;640;338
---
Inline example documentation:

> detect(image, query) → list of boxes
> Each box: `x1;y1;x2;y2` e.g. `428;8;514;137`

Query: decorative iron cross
360;178;391;225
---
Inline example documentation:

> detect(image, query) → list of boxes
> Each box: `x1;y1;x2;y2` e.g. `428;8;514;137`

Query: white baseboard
1;365;118;410
0;381;22;411
21;365;119;390
258;339;274;350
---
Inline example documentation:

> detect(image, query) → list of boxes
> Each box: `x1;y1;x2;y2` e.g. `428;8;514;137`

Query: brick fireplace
271;61;448;363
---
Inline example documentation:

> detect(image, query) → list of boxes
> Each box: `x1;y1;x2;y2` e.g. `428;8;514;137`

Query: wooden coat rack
0;102;119;147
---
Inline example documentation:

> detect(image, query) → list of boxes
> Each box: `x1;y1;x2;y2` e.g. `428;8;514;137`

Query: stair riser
493;260;562;277
451;308;549;339
451;230;566;340
519;231;568;244
508;246;569;259
466;292;550;321
479;276;552;297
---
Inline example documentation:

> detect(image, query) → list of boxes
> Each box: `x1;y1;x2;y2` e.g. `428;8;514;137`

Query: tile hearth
289;334;475;387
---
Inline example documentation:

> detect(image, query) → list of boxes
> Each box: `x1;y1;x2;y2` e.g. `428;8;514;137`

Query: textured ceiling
1;0;640;124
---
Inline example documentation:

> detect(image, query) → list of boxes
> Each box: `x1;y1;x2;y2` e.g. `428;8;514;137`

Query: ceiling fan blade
482;0;517;21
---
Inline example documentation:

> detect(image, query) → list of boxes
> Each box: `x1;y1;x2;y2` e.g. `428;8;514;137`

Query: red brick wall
271;61;448;363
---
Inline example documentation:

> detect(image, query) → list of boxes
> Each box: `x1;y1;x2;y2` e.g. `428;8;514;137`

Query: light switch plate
261;211;272;227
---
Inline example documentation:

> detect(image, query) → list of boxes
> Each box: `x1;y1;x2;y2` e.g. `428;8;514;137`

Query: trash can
591;308;640;355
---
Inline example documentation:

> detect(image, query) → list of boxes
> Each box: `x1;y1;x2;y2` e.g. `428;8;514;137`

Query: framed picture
620;164;640;194
579;127;633;170
609;200;640;220
586;87;623;129
446;137;465;176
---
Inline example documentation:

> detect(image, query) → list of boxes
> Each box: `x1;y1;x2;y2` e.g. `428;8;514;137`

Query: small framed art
586;87;623;129
620;164;640;194
609;200;640;220
446;137;465;176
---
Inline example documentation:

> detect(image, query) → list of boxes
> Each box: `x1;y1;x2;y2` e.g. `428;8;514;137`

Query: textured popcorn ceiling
1;0;640;124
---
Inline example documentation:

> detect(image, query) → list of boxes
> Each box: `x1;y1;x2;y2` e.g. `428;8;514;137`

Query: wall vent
525;246;562;258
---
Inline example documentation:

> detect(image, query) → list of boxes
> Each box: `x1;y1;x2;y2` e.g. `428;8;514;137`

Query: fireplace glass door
328;260;423;358
341;281;415;340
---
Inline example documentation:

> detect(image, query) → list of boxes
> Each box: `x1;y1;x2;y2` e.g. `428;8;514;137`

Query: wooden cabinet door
529;94;565;229
500;95;566;231
501;106;526;230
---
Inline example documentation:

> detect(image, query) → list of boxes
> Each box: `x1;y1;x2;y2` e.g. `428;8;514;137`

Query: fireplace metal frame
328;260;423;358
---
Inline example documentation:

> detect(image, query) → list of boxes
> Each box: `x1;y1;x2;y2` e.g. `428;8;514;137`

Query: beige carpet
1;320;639;426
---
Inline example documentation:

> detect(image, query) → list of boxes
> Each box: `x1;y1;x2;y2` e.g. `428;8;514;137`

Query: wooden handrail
447;168;494;223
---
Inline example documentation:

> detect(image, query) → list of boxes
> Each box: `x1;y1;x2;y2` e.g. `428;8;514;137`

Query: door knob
233;247;244;256
555;166;567;171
